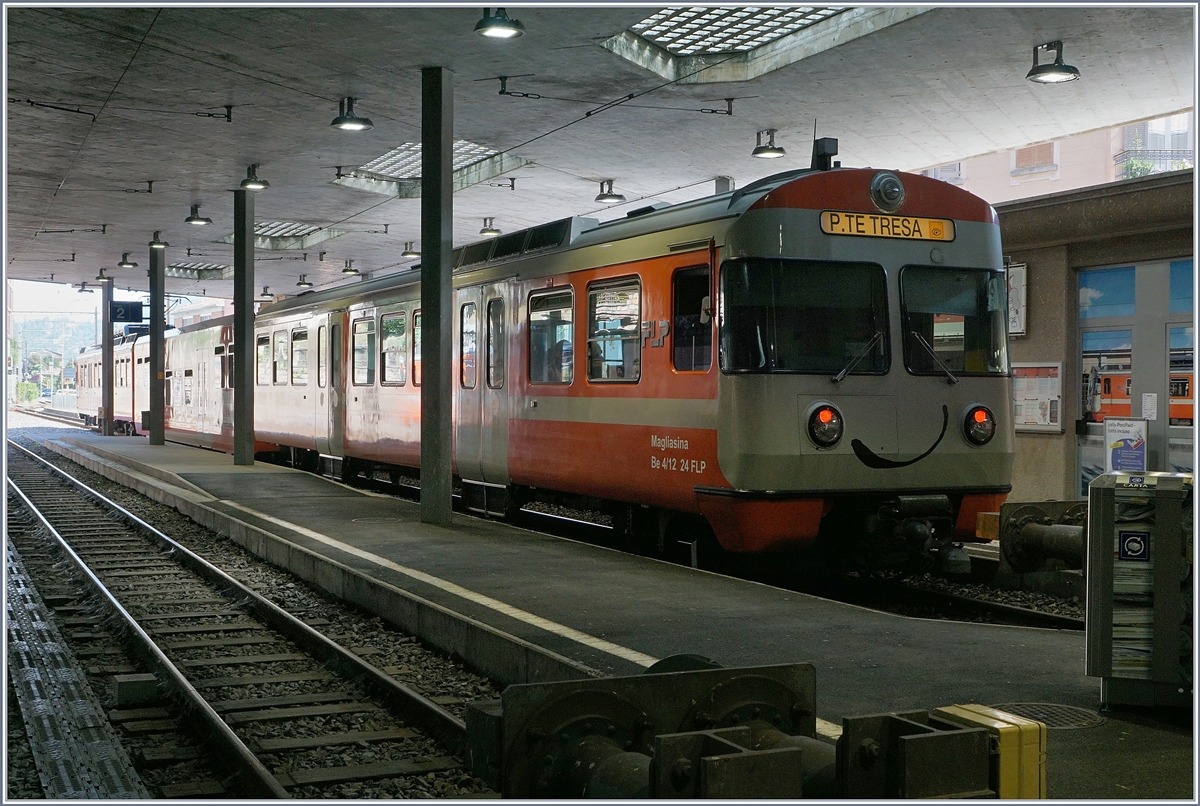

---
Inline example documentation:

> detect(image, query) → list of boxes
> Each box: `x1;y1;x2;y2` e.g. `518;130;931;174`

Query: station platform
30;431;1195;799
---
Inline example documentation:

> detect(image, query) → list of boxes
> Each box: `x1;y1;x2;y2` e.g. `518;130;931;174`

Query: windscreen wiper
911;331;958;384
831;331;883;383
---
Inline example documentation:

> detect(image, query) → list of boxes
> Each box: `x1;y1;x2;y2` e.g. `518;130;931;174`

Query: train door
326;317;345;458
454;283;510;514
312;315;332;455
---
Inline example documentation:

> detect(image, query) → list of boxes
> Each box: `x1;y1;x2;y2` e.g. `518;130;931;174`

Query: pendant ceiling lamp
751;128;786;159
475;7;524;38
595;180;626;205
330;97;374;131
1026;40;1080;83
241;164;269;190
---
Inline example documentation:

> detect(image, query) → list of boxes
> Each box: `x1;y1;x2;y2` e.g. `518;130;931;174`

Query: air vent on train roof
626;202;672;218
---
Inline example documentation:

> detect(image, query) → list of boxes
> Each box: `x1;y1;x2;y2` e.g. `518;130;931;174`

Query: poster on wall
1103;417;1148;473
1007;262;1027;337
1012;362;1062;432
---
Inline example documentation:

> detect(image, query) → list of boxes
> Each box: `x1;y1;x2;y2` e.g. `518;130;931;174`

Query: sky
7;279;146;315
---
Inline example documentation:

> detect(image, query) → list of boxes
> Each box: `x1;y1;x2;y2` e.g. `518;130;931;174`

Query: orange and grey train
78;162;1015;573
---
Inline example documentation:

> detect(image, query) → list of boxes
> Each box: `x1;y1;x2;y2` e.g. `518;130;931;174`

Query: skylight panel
631;6;846;56
358;140;500;181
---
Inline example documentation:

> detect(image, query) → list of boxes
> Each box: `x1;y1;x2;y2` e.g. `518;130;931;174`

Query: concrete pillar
148;244;165;445
101;276;114;436
420;66;454;524
232;189;255;465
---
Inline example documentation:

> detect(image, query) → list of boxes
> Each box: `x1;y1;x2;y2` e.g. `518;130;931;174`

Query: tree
1122;129;1156;179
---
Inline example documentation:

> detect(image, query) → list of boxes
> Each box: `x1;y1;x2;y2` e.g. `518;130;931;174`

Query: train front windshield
719;258;888;374
900;266;1009;376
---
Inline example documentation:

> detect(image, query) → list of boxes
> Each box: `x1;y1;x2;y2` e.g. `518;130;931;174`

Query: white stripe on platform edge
220;500;659;667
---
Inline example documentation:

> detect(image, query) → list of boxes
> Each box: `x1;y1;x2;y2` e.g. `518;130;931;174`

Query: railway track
5;440;489;799
8;406;90;428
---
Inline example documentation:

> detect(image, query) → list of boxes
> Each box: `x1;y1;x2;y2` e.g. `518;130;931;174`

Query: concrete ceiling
6;5;1194;302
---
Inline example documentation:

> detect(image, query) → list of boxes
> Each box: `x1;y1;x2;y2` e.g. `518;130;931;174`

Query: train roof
259;166;827;318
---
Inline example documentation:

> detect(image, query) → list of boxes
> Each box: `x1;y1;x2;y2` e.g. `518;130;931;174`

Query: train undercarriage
277;446;977;579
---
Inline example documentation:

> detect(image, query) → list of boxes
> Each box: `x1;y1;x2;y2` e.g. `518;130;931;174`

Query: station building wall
996;169;1194;502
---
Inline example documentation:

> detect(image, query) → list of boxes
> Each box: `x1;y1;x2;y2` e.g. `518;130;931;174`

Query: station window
461;303;478;389
487;298;505;389
673;266;712;372
1078;267;1135;319
291;329;308;385
256;334;271;385
352;319;375;385
381;312;407;385
1169;326;1194;426
529;290;573;384
317;326;327;388
412;312;421;387
587;279;641;382
273;330;289;385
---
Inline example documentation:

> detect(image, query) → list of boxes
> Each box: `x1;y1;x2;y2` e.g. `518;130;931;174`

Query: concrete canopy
5;5;1194;301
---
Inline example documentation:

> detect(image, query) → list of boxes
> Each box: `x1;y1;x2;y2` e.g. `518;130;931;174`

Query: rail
6;439;468;796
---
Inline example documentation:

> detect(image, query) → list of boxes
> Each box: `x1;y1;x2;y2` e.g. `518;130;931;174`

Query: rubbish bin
1085;472;1192;708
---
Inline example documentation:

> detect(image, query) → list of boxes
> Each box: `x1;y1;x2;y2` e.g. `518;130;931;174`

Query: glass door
1076;259;1194;495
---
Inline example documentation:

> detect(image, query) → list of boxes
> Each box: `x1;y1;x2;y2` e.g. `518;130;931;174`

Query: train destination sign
820;211;956;241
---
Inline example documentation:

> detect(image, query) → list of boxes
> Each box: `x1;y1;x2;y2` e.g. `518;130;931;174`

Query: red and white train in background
77;161;1016;573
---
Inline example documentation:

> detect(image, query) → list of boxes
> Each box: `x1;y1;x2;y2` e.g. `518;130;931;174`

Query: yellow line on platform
220;500;659;667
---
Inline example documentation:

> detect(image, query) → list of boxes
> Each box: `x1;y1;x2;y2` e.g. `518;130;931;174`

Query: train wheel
340;457;359;484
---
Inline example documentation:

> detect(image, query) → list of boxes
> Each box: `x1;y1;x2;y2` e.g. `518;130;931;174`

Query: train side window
529;291;573;384
273;330;289;385
331;324;342;388
1103;377;1111;395
487;298;505;389
673;266;712;372
587;279;641;382
215;346;225;390
226;348;234;390
461;303;478;389
352;318;376;385
164;371;172;406
291;329;308;385
381;312;408;385
412;312;421;386
317;326;327;388
256;335;271;385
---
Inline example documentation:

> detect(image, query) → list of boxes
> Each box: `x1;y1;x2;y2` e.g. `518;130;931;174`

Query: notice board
1012;362;1062;433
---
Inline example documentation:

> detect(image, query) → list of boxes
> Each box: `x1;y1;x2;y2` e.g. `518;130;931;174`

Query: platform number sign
110;301;144;323
1118;530;1150;562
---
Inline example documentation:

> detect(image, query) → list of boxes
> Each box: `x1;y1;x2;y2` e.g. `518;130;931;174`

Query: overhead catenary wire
291;51;749;244
10;10;163;266
11;14;740;277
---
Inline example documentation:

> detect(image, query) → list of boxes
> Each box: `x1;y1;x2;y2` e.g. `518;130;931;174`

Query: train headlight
808;405;844;448
870;172;905;213
964;406;996;446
